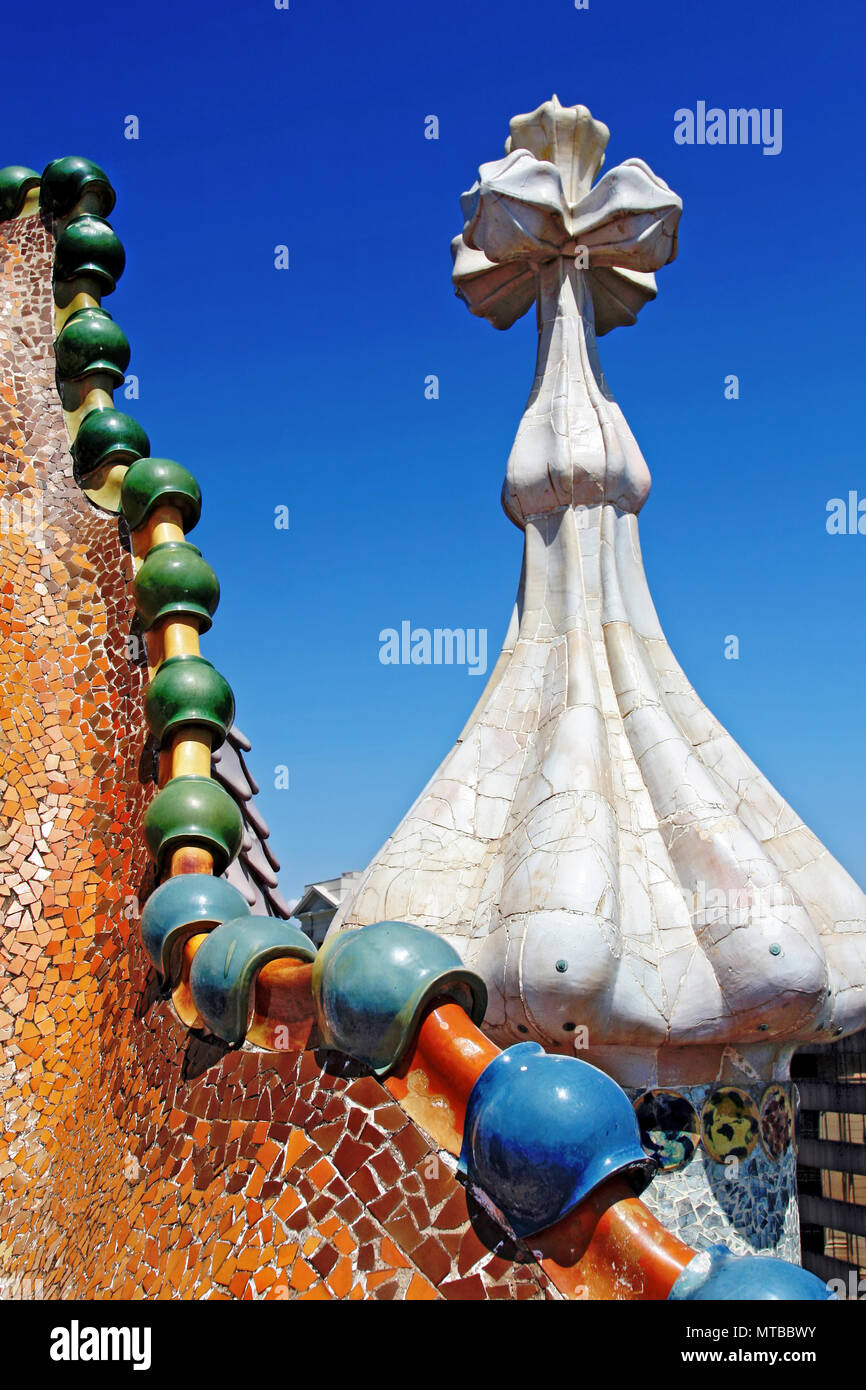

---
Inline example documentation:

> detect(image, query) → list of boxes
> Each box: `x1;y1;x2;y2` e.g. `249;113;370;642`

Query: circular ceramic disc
759;1083;793;1161
634;1089;700;1172
700;1087;760;1164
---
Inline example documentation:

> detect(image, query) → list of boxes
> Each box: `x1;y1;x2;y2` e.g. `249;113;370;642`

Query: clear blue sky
8;0;866;903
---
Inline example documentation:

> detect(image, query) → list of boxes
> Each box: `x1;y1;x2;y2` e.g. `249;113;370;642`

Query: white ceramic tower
330;99;866;1257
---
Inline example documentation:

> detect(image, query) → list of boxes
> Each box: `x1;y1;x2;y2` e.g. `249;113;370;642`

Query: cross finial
452;96;681;335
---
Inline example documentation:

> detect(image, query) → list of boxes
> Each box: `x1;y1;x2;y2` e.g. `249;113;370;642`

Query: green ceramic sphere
133;541;219;632
71;408;150;480
145;655;235;749
143;775;244;875
121;458;202;533
54;214;125;293
40;156;115;218
54;307;130;384
0;166;40;222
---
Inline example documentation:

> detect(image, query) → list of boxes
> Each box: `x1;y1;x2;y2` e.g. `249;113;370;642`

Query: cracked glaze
329;99;866;1087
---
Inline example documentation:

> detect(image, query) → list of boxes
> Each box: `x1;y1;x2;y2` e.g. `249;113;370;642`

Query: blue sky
8;0;866;902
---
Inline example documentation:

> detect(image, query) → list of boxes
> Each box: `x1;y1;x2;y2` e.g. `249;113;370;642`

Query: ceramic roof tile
214;725;288;919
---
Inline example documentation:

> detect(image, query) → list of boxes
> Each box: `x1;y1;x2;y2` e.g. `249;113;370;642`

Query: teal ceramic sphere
313;920;487;1077
139;873;251;982
190;916;316;1044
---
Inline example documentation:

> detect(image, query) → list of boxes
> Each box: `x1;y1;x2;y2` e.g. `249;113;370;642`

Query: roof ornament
452;94;679;341
331;97;866;1096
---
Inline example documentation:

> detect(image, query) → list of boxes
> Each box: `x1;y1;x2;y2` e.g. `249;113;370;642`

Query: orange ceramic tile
406;1272;439;1301
289;1259;317;1292
0;209;563;1308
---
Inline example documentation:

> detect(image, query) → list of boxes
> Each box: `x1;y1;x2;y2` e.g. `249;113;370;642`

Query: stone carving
330;97;866;1093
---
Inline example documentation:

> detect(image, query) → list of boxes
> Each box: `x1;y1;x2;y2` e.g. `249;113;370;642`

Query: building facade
794;1036;866;1292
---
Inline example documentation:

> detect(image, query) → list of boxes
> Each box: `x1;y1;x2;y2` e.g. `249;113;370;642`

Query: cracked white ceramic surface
329;98;866;1086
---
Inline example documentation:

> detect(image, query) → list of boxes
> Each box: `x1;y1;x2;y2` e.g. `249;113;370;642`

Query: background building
794;1036;866;1292
292;872;362;947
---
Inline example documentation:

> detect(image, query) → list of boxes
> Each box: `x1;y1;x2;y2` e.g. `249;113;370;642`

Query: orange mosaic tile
0;210;557;1303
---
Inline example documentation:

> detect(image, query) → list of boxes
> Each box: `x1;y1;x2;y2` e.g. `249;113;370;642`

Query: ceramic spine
37;155;310;1051
35;159;488;1069
42;156;238;881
